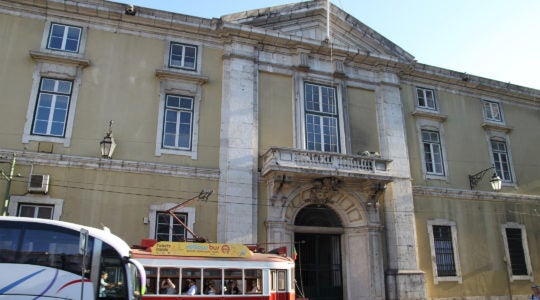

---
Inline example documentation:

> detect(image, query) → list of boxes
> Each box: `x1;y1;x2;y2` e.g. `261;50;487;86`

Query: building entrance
294;204;343;300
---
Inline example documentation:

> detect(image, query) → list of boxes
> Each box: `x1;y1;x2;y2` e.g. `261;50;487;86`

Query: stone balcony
260;147;393;181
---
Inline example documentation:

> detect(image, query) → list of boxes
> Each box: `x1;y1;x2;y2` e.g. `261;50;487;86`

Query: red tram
132;240;296;300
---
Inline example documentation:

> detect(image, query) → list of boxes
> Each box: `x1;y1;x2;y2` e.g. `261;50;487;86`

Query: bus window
20;224;93;275
0;226;20;263
224;268;242;295
245;269;262;294
160;267;179;294
99;243;127;299
182;268;201;295
203;268;222;295
145;267;158;294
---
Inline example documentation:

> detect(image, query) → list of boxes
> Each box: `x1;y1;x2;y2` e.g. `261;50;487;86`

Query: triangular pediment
222;0;414;63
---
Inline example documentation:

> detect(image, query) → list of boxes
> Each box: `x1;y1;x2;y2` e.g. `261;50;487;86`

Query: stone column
377;72;426;299
217;41;259;244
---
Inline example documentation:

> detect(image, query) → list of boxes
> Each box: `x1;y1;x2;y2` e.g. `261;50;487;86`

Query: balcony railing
260;147;391;179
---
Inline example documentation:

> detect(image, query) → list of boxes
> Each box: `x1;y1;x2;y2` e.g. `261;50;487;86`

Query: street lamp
100;120;117;159
469;166;502;192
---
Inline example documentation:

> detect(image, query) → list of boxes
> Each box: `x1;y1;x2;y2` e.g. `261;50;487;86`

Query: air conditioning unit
28;174;50;194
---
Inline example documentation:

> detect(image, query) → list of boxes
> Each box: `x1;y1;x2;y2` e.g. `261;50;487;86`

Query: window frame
161;94;194;151
415;87;438;110
148;203;195;241
46;23;83;53
31;77;73;138
427;219;462;284
482;99;504;123
502;223;532;281
155;212;188;242
8;195;64;220
18;203;54;219
490;138;514;183
168;42;198;71
303;82;341;153
421;129;445;176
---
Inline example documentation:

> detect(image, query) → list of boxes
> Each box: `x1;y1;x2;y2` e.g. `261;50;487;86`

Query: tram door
295;233;342;300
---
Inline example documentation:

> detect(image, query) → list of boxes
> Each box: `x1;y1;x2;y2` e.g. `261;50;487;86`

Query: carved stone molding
302;177;342;205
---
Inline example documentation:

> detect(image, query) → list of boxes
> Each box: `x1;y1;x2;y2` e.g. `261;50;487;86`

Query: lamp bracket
469;166;495;190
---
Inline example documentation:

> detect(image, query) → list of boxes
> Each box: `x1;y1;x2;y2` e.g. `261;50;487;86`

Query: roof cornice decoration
7;0;540;104
399;62;540;105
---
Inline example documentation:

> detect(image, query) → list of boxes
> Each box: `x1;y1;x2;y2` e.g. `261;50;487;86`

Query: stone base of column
385;269;426;300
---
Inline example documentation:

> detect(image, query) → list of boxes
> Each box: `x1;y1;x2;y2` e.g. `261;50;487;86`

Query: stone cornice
411;110;448;122
29;50;91;68
481;122;513;133
155;69;209;85
0;150;219;180
399;63;540;106
413;186;540;203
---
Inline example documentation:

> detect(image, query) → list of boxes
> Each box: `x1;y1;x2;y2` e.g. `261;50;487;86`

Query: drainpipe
1;153;16;216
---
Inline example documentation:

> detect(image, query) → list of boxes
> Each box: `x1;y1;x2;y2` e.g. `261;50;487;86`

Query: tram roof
131;248;294;264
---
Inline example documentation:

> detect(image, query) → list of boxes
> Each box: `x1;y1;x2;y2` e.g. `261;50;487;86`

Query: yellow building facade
0;0;539;299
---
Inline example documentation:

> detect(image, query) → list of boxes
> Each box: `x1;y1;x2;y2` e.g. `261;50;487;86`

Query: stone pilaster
217;41;259;244
377;72;427;299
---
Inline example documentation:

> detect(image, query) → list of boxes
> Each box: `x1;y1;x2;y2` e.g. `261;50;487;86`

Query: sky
113;0;540;90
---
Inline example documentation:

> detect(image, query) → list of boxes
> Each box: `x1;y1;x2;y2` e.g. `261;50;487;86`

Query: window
491;139;513;182
277;270;287;291
505;228;528;275
162;95;194;150
169;42;197;70
8;195;63;220
155;212;188;242
32;78;73;137
304;83;339;152
502;224;532;280
432;225;456;276
416;87;437;110
422;130;444;175
483;100;503;122
18;204;53;219
154;70;204;158
47;23;82;53
427;220;461;284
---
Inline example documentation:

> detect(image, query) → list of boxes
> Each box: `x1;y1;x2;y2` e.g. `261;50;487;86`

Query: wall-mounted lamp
100;120;117;159
469;166;502;191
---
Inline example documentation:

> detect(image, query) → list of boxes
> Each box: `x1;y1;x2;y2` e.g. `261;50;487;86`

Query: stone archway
265;176;386;300
294;204;344;300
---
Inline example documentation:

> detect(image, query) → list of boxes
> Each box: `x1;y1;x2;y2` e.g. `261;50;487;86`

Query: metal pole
1;153;15;216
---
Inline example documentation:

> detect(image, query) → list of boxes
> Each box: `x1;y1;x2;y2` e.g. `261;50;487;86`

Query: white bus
0;216;146;299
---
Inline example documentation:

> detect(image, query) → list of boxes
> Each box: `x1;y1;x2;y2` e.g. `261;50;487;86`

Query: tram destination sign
151;241;252;258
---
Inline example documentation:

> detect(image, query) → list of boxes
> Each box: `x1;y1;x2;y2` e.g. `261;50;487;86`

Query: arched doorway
295;204;343;300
